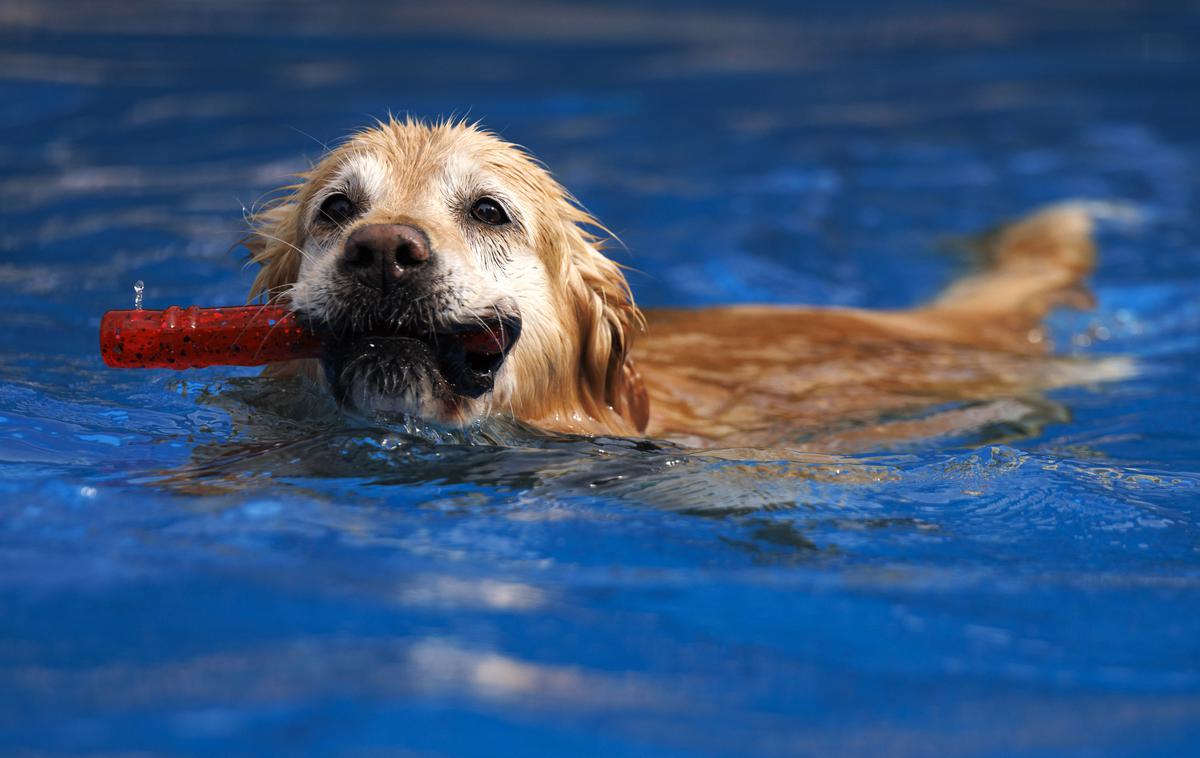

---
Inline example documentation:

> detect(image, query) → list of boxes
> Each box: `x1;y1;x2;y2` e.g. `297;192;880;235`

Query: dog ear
244;197;303;305
567;234;650;433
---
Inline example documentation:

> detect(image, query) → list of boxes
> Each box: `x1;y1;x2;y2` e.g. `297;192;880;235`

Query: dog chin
306;304;521;424
325;336;468;422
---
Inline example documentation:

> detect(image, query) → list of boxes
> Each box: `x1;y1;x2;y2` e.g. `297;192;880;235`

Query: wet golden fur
247;118;1125;450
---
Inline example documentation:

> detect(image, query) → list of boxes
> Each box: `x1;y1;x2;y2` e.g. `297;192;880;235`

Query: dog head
246;118;648;434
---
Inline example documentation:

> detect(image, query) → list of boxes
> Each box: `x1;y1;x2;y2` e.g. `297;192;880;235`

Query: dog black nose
340;224;432;291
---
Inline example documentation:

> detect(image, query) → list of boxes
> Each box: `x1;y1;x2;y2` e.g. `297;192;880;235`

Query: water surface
1;1;1199;755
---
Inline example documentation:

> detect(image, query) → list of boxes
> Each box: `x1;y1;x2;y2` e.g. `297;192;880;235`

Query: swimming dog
247;118;1125;449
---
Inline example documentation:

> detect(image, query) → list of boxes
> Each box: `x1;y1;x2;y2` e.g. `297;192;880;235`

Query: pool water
2;1;1199;755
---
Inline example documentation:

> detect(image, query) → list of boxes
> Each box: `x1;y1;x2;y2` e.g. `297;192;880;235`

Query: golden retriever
246;118;1126;450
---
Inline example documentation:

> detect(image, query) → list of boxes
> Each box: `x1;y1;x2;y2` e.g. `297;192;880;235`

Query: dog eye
470;197;510;226
317;193;359;226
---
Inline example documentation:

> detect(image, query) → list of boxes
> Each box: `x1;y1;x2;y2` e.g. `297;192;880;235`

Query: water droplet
133;280;145;310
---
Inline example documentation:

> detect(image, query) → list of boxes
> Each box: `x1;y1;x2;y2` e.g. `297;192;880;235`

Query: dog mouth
314;312;522;406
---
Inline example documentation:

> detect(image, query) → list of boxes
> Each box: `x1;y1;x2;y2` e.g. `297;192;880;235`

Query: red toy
99;305;512;370
99;305;322;369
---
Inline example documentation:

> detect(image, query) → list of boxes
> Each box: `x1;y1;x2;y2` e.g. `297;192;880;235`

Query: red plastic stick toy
99;305;323;369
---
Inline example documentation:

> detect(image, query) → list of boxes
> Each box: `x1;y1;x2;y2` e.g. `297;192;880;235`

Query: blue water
2;1;1199;755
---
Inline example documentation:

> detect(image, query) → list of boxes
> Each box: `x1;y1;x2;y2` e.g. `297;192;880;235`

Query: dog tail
927;202;1102;322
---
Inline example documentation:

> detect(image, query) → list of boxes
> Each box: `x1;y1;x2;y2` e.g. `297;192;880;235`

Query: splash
133;280;144;310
